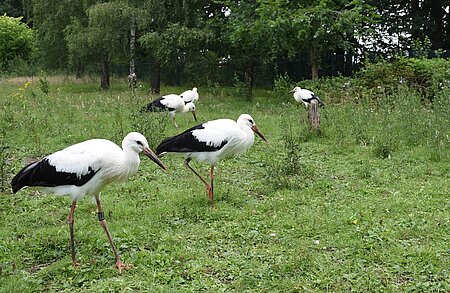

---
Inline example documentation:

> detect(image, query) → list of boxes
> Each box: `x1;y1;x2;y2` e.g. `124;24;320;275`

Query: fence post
308;102;320;130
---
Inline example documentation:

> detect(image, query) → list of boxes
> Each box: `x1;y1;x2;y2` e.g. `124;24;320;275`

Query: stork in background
290;86;324;108
180;87;199;105
11;132;167;273
156;114;267;209
180;87;199;122
143;94;197;131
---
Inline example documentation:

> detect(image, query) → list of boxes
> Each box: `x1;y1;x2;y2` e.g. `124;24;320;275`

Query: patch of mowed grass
0;78;449;291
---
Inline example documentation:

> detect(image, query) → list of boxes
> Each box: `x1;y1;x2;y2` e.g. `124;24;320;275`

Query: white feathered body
190;118;254;165
16;138;142;201
156;115;257;166
180;87;199;104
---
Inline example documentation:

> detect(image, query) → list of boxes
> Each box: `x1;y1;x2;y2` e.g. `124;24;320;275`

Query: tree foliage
0;15;35;70
3;0;449;90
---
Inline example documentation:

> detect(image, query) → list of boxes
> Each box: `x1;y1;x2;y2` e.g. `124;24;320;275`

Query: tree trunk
129;20;136;76
310;46;319;80
244;64;254;98
308;102;320;130
151;61;161;94
76;63;84;79
410;0;420;41
100;51;110;90
429;0;444;49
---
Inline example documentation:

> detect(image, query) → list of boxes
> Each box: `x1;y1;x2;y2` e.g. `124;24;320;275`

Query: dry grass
0;75;96;86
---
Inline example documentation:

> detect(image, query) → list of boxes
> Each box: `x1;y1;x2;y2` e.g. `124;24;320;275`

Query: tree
32;0;85;70
255;0;377;80
215;0;272;94
0;15;35;71
65;2;132;89
138;0;214;93
368;0;450;54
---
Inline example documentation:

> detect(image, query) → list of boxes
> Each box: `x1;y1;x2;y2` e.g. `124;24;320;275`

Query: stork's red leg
172;117;179;132
210;166;215;209
95;195;127;273
68;201;79;267
184;158;213;204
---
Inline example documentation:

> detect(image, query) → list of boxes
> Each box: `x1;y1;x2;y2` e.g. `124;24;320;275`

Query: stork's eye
136;141;143;146
249;119;254;124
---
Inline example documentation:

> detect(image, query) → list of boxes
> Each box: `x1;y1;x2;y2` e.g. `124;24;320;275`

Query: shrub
0;15;35;72
358;57;450;103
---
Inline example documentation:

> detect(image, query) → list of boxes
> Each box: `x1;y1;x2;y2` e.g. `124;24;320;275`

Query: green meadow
0;77;449;292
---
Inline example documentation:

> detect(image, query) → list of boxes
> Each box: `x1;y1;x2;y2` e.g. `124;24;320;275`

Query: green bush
0;15;35;72
358;57;450;103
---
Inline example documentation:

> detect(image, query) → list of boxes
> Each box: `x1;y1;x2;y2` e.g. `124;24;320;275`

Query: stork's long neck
239;124;255;151
181;104;191;113
116;148;141;181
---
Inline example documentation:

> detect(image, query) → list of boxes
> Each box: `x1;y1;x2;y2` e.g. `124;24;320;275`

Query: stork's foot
72;261;80;268
116;261;132;273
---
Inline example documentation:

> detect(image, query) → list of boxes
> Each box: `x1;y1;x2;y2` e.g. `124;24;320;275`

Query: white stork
180;87;199;105
180;87;199;122
290;86;324;108
11;132;166;273
156;114;267;209
143;94;197;131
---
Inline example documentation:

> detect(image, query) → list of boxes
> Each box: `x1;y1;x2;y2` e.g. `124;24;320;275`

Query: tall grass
0;77;448;291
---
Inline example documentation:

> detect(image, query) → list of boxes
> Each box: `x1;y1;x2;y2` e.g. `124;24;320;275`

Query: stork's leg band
98;211;105;221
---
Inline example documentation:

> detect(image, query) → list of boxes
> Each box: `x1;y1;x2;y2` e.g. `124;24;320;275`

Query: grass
0;77;449;292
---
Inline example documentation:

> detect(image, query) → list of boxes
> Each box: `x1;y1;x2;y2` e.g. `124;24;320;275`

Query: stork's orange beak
251;125;268;142
143;147;167;170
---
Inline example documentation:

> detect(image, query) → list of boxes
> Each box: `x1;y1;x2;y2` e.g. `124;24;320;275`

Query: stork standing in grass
290;86;324;108
143;94;197;131
180;87;199;122
156;114;267;209
180;87;199;105
11;132;166;273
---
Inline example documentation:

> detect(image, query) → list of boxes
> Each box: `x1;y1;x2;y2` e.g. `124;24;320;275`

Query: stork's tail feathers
11;161;39;193
141;97;165;113
141;103;159;113
313;95;325;107
156;136;176;155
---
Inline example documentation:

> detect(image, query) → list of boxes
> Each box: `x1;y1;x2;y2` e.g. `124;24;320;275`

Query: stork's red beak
289;89;295;93
251;125;268;142
192;111;197;121
143;147;167;170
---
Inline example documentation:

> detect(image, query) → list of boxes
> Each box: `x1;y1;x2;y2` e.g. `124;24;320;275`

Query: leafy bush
358;57;450;103
0;15;35;72
272;72;293;102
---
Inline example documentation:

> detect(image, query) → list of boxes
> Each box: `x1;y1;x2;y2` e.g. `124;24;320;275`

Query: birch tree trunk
129;20;136;76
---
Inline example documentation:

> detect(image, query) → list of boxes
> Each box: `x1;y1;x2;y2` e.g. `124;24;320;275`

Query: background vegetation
1;0;449;92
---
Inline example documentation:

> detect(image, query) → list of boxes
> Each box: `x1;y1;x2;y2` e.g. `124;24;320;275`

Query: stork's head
237;114;268;142
123;132;167;170
185;102;197;121
290;86;301;93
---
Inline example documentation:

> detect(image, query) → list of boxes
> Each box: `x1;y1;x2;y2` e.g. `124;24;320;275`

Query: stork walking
11;132;166;273
143;94;197;131
156;114;267;209
290;86;324;108
180;87;199;105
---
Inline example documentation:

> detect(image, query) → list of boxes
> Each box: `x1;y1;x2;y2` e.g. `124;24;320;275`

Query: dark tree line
1;0;448;93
